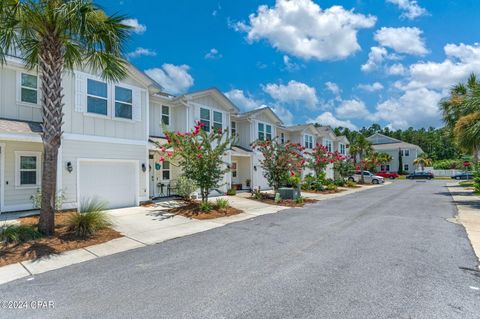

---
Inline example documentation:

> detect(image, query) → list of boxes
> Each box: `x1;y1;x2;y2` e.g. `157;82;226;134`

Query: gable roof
368;133;423;152
367;133;402;145
180;87;240;113
236;106;284;125
372;142;423;152
284;123;318;135
316;126;337;140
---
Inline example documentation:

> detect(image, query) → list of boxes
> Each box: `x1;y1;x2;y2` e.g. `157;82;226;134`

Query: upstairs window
339;143;346;155
231;121;237;136
115;86;133;120
304;135;313;149
401;149;410;157
162;105;170;125
324;139;333;152
266;124;272;140
200;108;210;132
280;132;285;144
20;73;38;104
87;79;108;116
258;123;265;140
213;111;223;130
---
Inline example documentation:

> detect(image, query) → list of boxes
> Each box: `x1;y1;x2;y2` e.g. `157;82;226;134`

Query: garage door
78;161;137;209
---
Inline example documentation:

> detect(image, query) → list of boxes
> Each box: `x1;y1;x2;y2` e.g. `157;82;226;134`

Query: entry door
0;145;3;212
231;161;239;185
149;154;155;197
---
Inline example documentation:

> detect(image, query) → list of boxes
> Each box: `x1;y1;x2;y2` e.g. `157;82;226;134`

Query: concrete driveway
1;180;479;318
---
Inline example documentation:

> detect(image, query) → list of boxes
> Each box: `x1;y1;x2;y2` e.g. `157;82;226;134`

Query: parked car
451;171;474;180
407;172;434;180
348;171;385;184
376;171;400;179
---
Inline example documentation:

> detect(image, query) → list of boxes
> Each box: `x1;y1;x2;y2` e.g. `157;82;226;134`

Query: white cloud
309;112;358;130
272;105;294;125
386;63;406;75
283;55;301;71
121;18;147;34
372;88;442;129
263;80;319;109
374;27;427;55
357;82;384;92
386;0;428;20
126;47;156;59
361;46;397;72
224;89;264;111
145;64;194;95
325;81;341;96
335;99;370;119
205;48;223;60
237;0;376;61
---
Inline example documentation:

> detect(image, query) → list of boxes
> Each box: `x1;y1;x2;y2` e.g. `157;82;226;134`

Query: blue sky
98;0;480;130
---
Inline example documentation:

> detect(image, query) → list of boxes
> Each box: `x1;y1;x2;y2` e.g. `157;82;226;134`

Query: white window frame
199;107;224;132
231;121;237;136
17;71;40;106
280;132;285;144
162;105;170;126
258;122;272;141
339;143;346;155
304;134;313;149
161;160;171;181
86;78;109;117
15;151;41;189
213;110;223;131
114;85;133;120
231;161;238;178
324;139;333;152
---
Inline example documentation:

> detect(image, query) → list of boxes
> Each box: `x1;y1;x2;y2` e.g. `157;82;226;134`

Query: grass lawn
459;181;474;187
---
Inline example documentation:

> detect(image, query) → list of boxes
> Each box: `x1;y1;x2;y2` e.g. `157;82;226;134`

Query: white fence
424;167;467;177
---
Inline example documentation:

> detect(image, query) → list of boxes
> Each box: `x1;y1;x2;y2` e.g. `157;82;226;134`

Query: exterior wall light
66;161;73;173
141;163;147;172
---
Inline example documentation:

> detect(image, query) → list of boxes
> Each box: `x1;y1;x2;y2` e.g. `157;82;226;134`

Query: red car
375;171;399;179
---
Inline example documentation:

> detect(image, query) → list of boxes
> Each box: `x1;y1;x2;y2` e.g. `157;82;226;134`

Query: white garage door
78;161;137;209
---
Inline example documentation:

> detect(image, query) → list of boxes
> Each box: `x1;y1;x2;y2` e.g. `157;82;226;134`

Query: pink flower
167;152;173;157
159;156;165;162
197;154;201;159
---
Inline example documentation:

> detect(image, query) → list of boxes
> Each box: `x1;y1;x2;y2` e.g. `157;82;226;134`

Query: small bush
326;184;338;191
302;174;324;191
67;198;112;238
176;176;197;200
226;188;237;196
295;196;305;204
346;180;357;188
215;198;230;210
252;189;264;200
0;224;42;244
31;189;65;210
274;193;282;203
334;179;346;187
199;201;213;212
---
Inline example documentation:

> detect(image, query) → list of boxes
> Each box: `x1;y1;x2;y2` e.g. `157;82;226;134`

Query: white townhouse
0;55;161;212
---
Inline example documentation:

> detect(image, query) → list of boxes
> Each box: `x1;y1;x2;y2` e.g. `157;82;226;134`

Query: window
339;143;346;155
401;149;410;157
404;164;409;171
231;121;237;136
266;124;272;140
386;164;390;171
304;135;313;149
20;73;38;104
200;108;211;132
87;79;108;115
213;111;222;130
258;122;272;141
280;132;285;144
324;139;333;152
115;86;133;119
162;161;170;180
162;105;170;125
15;152;40;187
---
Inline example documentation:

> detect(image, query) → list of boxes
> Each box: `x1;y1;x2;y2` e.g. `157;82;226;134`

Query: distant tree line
313;123;463;161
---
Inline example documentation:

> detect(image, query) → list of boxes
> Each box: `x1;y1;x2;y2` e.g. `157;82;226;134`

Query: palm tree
351;135;373;184
440;74;480;162
0;0;130;235
413;154;432;172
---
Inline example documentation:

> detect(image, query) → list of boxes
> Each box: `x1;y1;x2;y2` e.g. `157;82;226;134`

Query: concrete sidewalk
447;182;480;267
0;182;386;285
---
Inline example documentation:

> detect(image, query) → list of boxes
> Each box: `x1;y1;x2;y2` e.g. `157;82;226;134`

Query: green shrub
326;184;338;191
346;180;357;188
31;189;65;210
226;188;237;196
198;201;213;212
215;198;230;210
0;224;42;244
474;165;480;193
333;179;346;187
284;175;301;187
301;174;324;191
176;176;197;200
67;198;112;238
274;193;282;203
295;196;305;204
251;189;264;200
433;159;465;170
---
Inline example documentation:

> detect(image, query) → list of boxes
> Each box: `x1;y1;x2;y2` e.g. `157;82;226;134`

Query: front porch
231;146;253;191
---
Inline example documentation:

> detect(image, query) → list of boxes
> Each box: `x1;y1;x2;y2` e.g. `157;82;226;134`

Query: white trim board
63;133;147;146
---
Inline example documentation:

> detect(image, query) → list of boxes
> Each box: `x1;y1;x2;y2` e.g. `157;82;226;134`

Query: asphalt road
1;181;479;319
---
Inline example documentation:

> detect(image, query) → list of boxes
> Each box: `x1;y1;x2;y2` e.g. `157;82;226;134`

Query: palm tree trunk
38;35;64;235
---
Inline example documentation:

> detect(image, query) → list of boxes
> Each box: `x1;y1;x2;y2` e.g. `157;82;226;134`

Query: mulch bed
302;188;347;195
169;202;243;220
249;195;318;207
0;213;121;267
